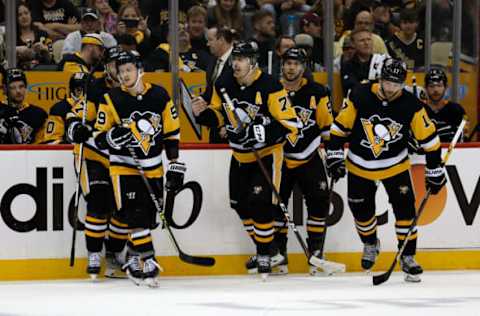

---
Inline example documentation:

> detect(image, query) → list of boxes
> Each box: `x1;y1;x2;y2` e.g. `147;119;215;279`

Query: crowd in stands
3;0;473;76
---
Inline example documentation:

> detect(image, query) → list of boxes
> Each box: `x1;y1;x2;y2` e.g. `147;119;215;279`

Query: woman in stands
207;0;244;33
115;3;151;58
16;2;52;69
88;0;118;34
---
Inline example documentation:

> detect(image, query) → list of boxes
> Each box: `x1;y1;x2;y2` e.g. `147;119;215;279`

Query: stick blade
179;253;216;267
372;271;391;286
309;256;346;275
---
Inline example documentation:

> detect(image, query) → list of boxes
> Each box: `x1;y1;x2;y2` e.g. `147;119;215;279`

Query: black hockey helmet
232;41;258;58
116;50;143;70
282;47;307;64
105;46;123;63
380;58;407;84
69;72;88;96
3;68;27;86
425;66;448;86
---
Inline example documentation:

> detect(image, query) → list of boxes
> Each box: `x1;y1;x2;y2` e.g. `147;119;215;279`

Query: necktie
211;58;222;83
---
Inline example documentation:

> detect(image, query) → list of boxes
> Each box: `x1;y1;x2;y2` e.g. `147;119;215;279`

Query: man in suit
192;26;236;143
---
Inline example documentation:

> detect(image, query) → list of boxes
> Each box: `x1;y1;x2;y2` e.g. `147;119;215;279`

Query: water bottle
286;15;297;37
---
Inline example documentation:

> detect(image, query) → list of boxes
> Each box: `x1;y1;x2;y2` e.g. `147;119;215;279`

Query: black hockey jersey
386;33;424;70
425;100;466;142
330;83;441;180
196;69;300;163
283;78;333;169
95;83;180;178
57;52;90;73
0;102;47;144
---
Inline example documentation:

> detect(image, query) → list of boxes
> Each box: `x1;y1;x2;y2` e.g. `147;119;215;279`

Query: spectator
299;12;323;69
207;0;244;33
187;6;210;57
265;35;295;80
295;33;322;72
144;24;210;72
115;4;152;58
336;10;388;57
372;2;397;41
30;0;81;40
16;2;52;69
277;0;311;36
386;9;424;70
87;0;118;33
62;8;117;55
341;28;388;93
334;35;355;72
58;33;105;73
251;10;276;68
116;33;137;52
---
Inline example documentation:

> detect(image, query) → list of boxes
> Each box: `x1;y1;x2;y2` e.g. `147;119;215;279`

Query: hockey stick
313;151;347;275
126;146;215;267
373;119;466;285
219;87;323;268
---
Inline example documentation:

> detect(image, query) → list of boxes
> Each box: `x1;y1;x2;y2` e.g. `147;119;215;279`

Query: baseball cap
300;12;321;29
82;8;99;20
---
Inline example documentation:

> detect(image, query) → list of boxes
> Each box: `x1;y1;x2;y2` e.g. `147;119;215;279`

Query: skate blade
89;273;99;281
404;273;421;283
270;265;288;276
260;273;268;282
144;277;160;288
126;270;143;286
104;270;127;279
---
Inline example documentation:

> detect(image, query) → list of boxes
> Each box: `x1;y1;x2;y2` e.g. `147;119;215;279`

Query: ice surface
1;271;480;316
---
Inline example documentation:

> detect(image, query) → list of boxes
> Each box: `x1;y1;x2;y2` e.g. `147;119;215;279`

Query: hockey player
424;67;467;142
272;47;335;275
58;33;105;74
93;50;185;287
0;68;47;144
327;58;445;282
193;41;301;277
88;46;123;106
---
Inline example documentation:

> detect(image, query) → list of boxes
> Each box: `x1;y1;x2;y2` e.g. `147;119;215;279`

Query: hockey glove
326;149;346;181
165;161;186;192
106;126;133;150
425;165;447;195
67;121;92;144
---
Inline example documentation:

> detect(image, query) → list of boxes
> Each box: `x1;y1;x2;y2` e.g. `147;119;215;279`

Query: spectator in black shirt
30;0;80;40
187;5;210;58
251;10;276;68
299;12;323;69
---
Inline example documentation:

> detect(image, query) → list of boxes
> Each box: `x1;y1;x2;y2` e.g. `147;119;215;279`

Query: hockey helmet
115;50;143;70
105;46;123;63
425;67;448;87
69;72;88;96
380;58;407;84
232;41;258;58
282;47;307;64
3;68;27;86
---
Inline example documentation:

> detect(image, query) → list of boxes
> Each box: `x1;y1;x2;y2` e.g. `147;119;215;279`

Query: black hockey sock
85;214;108;252
253;221;274;255
106;217;128;253
129;229;155;261
354;215;378;244
306;215;326;240
395;219;417;256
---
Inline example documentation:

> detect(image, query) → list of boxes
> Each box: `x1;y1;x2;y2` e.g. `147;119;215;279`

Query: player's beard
283;69;303;82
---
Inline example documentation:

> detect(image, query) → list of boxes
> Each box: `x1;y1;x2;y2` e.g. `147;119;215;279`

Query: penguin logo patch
360;114;403;158
126;111;162;155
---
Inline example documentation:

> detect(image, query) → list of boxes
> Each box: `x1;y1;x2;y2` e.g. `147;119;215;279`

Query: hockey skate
246;252;286;275
122;254;143;286
400;255;423;283
362;239;380;272
87;252;101;280
142;258;163;288
104;251;126;279
256;255;271;281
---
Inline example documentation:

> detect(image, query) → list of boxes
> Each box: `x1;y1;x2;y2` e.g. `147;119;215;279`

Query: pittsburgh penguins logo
224;99;260;129
15;120;34;143
288;105;315;147
126;111;162;155
360;114;403;158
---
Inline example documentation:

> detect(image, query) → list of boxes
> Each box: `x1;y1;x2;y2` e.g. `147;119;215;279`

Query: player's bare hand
192;97;208;116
